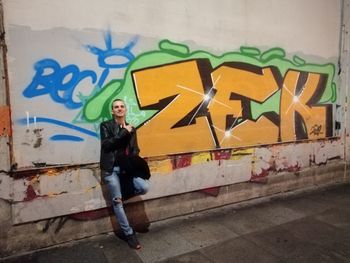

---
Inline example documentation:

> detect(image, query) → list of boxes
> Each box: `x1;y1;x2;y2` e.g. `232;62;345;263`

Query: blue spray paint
20;30;138;142
18;117;98;141
85;30;138;88
23;59;97;109
50;134;84;142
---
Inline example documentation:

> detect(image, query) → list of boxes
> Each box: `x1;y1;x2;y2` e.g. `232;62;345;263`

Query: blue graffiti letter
23;58;97;109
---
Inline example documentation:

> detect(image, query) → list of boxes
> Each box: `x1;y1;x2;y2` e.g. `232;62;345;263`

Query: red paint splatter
287;165;300;172
200;187;220;197
213;150;231;160
171;154;192;169
69;207;111;220
250;168;269;183
24;185;37;201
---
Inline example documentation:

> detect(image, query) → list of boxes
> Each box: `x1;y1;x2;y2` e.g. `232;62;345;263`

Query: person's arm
129;130;140;156
100;122;130;152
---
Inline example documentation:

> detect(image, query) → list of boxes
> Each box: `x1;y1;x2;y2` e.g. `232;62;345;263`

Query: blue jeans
104;167;150;236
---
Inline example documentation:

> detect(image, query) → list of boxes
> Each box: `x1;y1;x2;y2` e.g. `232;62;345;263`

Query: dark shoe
114;231;126;241
125;233;141;250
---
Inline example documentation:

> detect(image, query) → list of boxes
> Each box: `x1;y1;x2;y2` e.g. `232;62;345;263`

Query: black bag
116;155;151;180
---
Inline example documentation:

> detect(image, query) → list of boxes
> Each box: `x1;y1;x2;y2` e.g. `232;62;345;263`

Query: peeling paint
171;154;192;169
23;176;40;201
0;106;11;137
24;184;37;201
286;164;301;172
251;148;273;178
148;157;172;174
273;143;312;171
191;152;212;165
10;139;344;223
213;150;231;160
230;148;254;160
38;169;100;196
314;140;342;164
250;168;269;183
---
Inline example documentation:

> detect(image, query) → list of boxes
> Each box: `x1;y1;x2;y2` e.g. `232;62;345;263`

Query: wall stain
33;128;43;148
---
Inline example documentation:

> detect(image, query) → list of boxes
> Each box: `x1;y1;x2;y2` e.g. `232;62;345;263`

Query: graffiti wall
4;0;341;168
8;29;339;166
2;0;344;223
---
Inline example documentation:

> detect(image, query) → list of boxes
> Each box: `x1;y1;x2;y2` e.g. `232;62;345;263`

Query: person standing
100;98;150;249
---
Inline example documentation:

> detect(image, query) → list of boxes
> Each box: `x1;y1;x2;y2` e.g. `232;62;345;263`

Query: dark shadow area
99;177;150;237
124;196;151;233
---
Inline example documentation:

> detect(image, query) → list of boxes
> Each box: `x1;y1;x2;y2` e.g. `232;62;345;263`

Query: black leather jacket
100;119;140;172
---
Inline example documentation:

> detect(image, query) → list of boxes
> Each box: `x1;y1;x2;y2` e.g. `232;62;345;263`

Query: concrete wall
1;0;349;257
343;0;350;161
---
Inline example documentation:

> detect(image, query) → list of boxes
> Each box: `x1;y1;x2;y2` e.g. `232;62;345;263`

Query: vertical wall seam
341;0;350;181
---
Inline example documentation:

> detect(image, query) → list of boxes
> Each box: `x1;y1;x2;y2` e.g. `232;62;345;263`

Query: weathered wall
0;0;349;257
5;0;341;167
343;0;350;161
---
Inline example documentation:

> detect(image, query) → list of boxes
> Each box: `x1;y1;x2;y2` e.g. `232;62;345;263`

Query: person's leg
104;167;133;236
132;177;151;233
133;177;150;195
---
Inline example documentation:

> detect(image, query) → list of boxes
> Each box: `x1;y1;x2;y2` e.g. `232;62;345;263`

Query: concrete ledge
0;161;348;257
143;161;348;223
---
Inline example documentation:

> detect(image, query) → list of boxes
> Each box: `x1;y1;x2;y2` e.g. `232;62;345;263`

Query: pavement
1;182;349;263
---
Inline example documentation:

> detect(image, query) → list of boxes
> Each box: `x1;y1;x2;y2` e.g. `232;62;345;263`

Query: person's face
111;100;127;118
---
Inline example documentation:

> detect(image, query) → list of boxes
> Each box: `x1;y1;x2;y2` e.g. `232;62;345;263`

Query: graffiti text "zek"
133;60;332;156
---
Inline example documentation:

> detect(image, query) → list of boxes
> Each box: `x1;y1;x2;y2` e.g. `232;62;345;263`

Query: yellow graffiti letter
209;64;280;147
133;60;216;156
280;70;331;141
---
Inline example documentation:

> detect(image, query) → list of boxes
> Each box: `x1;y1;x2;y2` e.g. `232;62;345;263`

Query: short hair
111;98;125;109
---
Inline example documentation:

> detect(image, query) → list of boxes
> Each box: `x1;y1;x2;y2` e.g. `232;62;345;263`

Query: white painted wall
5;0;340;57
3;0;342;168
